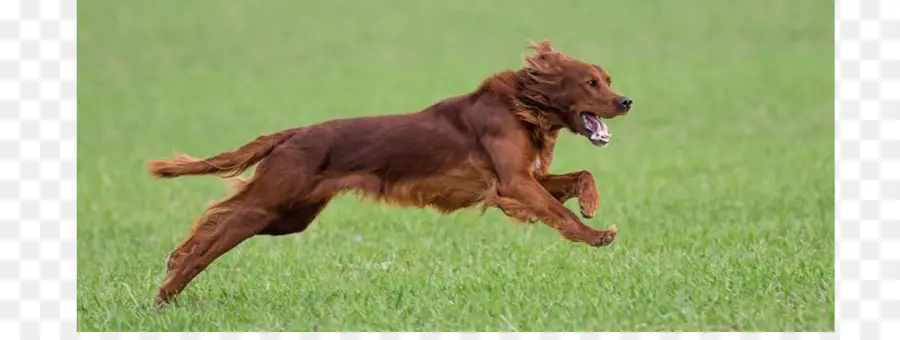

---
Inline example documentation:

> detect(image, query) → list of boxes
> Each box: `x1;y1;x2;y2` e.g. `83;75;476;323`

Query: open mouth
580;111;611;146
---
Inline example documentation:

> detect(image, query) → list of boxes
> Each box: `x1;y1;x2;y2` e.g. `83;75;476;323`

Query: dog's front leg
538;170;599;219
496;177;614;246
481;132;615;247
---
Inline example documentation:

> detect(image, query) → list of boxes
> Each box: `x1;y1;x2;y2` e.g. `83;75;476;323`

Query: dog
147;40;633;307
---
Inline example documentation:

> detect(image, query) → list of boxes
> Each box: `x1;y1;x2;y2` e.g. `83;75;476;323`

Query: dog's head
516;40;633;147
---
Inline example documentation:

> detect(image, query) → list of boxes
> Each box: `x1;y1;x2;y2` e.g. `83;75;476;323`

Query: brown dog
147;40;633;306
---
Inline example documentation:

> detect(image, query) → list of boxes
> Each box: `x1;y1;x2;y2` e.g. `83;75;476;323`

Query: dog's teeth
590;132;611;143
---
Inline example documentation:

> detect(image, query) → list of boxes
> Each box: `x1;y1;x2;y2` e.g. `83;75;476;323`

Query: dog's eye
587;80;598;88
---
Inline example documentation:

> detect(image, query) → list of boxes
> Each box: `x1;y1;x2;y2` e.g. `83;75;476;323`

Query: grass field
77;0;834;332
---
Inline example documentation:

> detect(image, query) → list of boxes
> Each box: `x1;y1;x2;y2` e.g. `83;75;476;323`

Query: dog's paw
580;206;596;219
588;225;617;247
578;191;599;219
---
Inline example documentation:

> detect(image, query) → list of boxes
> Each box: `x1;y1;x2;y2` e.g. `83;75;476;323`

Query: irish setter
147;40;633;306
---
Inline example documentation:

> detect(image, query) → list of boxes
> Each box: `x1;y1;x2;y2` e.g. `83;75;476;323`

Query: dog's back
253;92;501;210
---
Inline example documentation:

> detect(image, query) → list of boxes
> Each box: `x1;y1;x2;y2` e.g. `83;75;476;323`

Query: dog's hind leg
258;199;331;236
155;145;329;307
155;203;276;307
164;206;229;276
157;198;328;307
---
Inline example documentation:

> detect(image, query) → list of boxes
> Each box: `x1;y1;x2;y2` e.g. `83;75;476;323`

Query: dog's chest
532;156;543;174
529;130;557;176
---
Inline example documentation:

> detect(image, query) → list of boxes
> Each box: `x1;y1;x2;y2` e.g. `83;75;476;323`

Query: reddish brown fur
147;40;632;307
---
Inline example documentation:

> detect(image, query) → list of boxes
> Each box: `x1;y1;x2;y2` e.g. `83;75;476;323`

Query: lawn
77;0;834;332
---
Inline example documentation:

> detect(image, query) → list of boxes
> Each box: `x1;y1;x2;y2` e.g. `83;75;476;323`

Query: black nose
616;96;633;110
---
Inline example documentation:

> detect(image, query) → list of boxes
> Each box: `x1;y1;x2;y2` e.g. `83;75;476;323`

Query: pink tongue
588;116;603;132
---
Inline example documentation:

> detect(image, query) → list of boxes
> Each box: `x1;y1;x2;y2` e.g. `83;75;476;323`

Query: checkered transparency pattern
0;0;889;338
0;0;77;338
836;0;900;339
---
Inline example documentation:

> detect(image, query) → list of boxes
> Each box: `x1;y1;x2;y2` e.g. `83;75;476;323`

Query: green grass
77;0;834;332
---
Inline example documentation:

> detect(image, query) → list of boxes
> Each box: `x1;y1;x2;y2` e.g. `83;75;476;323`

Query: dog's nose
616;96;633;110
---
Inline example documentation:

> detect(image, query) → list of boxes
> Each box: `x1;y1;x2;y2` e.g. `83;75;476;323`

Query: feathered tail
147;129;297;179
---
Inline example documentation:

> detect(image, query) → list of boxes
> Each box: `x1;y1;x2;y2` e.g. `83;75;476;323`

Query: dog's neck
477;69;564;150
513;102;560;146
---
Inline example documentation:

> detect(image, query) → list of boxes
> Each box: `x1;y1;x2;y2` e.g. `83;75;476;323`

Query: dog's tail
148;128;298;179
